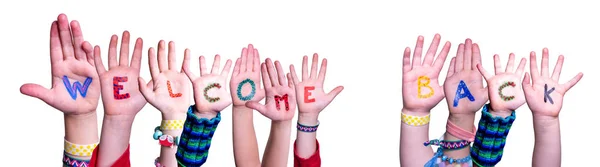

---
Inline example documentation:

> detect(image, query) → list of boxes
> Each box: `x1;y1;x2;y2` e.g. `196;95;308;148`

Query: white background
1;0;598;166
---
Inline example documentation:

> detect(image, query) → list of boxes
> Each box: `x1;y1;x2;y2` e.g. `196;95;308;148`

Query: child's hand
443;39;488;115
92;31;147;116
20;14;100;115
402;34;451;113
289;54;343;120
183;52;232;117
230;44;265;106
476;54;527;115
246;59;297;121
138;41;191;119
523;48;583;118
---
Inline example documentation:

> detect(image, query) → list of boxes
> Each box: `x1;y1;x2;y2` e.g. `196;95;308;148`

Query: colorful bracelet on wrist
470;104;516;167
401;112;430;126
176;105;222;167
63;151;90;167
297;121;320;132
153;126;180;148
425;147;473;167
424;139;471;151
64;140;98;157
161;120;185;131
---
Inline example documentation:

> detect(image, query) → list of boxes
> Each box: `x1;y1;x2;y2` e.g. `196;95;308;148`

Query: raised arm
20;13;100;166
138;40;191;166
88;31;147;166
400;34;450;166
230;44;265;167
246;58;297;167
522;48;582;167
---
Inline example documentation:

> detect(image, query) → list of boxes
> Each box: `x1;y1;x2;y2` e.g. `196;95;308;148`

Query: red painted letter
113;76;130;100
304;86;315;103
275;94;290;111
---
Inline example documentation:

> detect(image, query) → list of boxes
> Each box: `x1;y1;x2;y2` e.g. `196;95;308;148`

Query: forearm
296;114;318;158
443;113;475;159
64;111;99;161
400;108;433;166
532;116;561;167
158;112;187;167
232;106;261;167
262;120;292;167
97;115;135;167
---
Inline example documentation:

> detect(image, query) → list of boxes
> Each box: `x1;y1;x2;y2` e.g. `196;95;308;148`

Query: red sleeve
294;139;321;167
88;144;131;167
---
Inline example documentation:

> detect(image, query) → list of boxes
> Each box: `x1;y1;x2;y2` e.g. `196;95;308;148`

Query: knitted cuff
176;105;221;167
471;104;516;167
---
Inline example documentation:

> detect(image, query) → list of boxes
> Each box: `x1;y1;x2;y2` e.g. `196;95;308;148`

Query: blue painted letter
62;75;93;100
453;80;475;107
236;78;256;101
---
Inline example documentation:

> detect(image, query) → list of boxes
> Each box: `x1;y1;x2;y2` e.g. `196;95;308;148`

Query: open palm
183;52;232;114
139;41;191;118
230;44;265;106
290;53;343;117
476;53;527;112
21;14;100;114
523;48;583;118
91;31;147;116
246;59;296;121
444;39;488;114
402;34;450;113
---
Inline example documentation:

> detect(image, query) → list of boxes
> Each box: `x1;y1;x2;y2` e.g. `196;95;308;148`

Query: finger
211;54;221;74
446;57;456;78
107;35;118;69
118;31;131;66
541;48;550;77
245;101;267;115
266;58;279;86
182;49;197;81
562;72;583;92
472;43;482;70
515;57;527;76
302;55;309;81
505;53;515;73
168;41;177;70
240;47;248;72
326;86;344;101
199;56;208;76
423;34;441;66
70;20;86;60
261;63;272;88
522;72;533;93
157;40;168;72
412;36;424;68
476;64;492;81
287;73;294;88
247;44;255;72
402;47;411;73
20;84;53;104
232;58;241;76
254;48;260;72
93;46;106;75
464;39;472;71
57;14;75;60
317;58;328;84
50;21;63;63
433;41;451;74
493;54;502;75
130;38;143;71
551;55;564;81
138;77;154;102
82;41;95;66
529;51;540;81
275;61;287;86
455;44;465;72
221;59;233;77
290;65;300;85
148;47;160;79
310;53;319;79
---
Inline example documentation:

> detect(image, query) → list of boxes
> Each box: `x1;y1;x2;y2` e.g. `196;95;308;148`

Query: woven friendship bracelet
297;121;320;132
63;152;90;167
471;104;516;167
64;140;98;157
424;139;471;150
401;112;430;126
161;120;185;131
176;105;222;167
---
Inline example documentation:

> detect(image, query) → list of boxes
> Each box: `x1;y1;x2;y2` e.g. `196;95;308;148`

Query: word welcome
62;75;93;100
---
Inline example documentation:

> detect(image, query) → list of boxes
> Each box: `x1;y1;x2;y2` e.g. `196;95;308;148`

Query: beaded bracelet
63;151;90;167
176;105;222;167
425;147;472;167
64;140;98;157
154;157;164;167
153;126;180;148
297;121;320;132
470;104;516;167
424;139;471;150
401;112;430;126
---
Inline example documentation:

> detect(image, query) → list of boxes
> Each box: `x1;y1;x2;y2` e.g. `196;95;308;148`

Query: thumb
20;83;54;104
326;86;344;101
137;77;154;102
245;101;267;115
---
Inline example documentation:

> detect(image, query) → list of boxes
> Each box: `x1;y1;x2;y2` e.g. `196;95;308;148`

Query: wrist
232;105;252;112
298;113;319;125
533;114;559;127
448;113;475;130
162;111;187;120
103;114;135;126
64;111;99;145
191;105;218;119
401;108;429;116
489;104;514;118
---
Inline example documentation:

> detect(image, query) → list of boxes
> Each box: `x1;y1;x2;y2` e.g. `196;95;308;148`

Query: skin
289;53;344;159
20;14;100;159
400;34;450;166
87;31;148;166
476;53;527;116
230;44;265;167
246;58;298;167
138;40;193;166
522;48;582;167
